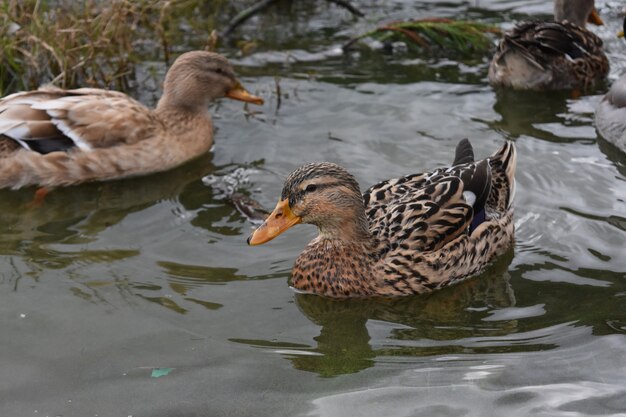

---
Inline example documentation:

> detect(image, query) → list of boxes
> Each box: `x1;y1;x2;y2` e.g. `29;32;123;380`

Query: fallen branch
326;0;364;17
221;0;279;37
222;0;365;37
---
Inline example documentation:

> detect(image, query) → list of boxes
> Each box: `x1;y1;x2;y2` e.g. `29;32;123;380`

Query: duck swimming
488;0;608;91
0;51;263;189
595;18;626;153
248;139;517;298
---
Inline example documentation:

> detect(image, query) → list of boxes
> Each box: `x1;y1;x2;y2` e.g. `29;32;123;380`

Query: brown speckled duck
248;139;517;298
0;51;263;189
489;0;609;90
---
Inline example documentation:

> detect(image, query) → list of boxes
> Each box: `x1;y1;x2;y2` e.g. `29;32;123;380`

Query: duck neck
554;0;591;26
156;79;215;115
316;211;371;243
156;95;209;115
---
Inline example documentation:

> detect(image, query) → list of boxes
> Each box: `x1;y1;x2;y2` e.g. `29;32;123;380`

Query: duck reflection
488;89;594;142
284;249;515;377
597;135;626;177
0;155;216;294
0;155;214;248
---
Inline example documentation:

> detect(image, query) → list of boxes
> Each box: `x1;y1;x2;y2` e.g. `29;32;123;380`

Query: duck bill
247;199;301;246
618;31;624;38
225;81;264;105
587;8;604;25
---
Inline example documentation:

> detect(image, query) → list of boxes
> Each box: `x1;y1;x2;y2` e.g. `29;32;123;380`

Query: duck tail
487;141;516;212
453;138;475;165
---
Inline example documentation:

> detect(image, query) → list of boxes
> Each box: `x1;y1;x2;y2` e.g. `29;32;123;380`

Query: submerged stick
326;0;365;17
222;0;364;37
221;0;279;37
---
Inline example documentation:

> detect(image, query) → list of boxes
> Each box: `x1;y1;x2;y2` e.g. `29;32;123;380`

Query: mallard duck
595;20;626;152
488;0;609;90
596;74;626;152
248;139;517;298
0;51;263;189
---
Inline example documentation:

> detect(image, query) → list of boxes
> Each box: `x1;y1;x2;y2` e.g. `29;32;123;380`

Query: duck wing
0;87;158;154
496;21;603;68
364;142;493;254
490;20;608;90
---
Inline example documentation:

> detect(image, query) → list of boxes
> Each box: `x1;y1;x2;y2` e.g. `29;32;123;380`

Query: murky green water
1;1;625;416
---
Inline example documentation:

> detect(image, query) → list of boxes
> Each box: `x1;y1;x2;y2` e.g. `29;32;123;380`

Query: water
1;1;626;416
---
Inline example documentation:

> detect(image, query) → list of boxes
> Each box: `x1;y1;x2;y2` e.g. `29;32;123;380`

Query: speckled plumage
250;140;516;298
0;51;263;189
488;0;609;91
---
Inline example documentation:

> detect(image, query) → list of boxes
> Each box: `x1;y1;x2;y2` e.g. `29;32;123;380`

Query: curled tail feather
488;141;516;212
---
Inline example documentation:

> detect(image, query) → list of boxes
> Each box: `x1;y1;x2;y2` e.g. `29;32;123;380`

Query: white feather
13;139;32;151
48;119;92;151
31;99;71;111
0;120;24;135
463;190;476;206
3;124;31;140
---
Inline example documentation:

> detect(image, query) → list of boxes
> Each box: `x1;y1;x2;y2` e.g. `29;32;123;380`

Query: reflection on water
234;250;516;377
0;155;214;255
487;89;597;143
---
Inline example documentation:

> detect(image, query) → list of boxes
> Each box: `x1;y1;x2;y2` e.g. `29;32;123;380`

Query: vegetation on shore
1;1;502;95
0;0;231;94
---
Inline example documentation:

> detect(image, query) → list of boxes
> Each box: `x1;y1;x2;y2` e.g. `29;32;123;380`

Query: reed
0;0;228;95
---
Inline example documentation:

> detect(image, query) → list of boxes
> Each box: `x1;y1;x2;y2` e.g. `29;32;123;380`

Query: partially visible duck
248;139;517;298
0;51;263;189
489;0;608;91
595;19;626;153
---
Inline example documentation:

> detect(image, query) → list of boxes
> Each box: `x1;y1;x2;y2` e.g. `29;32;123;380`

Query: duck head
248;162;371;245
157;51;263;112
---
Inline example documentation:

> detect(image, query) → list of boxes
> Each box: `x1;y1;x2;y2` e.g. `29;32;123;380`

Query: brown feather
488;0;609;91
0;51;263;188
278;140;517;298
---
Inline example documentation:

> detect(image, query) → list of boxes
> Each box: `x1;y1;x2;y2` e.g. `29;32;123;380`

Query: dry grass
0;0;231;95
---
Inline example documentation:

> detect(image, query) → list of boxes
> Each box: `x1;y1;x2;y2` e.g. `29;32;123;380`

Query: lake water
1;1;625;416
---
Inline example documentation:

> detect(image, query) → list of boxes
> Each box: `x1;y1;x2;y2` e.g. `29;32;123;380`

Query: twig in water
325;0;364;17
328;132;344;142
221;0;279;37
274;76;282;114
222;0;364;37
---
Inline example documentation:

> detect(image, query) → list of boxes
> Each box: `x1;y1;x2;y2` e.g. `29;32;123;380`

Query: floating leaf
151;367;174;378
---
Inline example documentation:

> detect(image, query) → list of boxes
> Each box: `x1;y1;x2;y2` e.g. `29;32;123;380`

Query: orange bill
587;8;604;25
225;81;264;105
247;199;301;245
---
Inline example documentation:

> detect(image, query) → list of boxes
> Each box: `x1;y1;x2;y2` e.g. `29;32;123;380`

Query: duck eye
305;184;317;193
215;68;224;75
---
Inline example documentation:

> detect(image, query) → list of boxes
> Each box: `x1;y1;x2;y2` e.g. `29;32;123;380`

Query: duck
595;19;626;153
0;51;264;189
247;139;517;298
488;0;609;91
